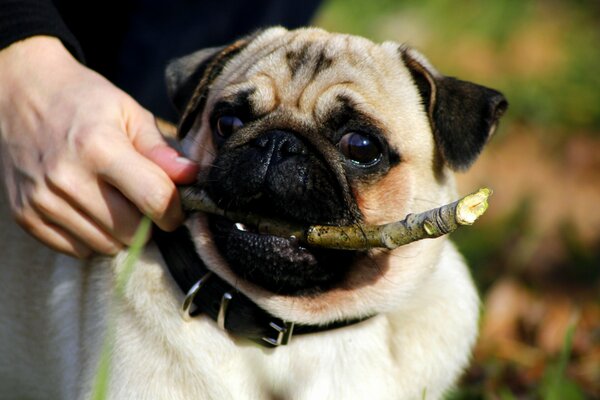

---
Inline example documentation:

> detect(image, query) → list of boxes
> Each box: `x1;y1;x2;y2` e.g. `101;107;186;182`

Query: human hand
0;36;199;258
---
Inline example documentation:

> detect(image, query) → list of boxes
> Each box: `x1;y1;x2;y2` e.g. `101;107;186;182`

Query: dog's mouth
199;127;365;295
208;214;359;296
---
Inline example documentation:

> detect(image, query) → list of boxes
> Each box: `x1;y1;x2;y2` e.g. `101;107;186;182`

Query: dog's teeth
235;223;248;232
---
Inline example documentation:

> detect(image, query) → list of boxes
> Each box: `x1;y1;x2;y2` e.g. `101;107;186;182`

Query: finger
129;112;199;184
145;145;199;184
16;210;93;259
29;189;123;255
46;170;144;246
93;135;184;231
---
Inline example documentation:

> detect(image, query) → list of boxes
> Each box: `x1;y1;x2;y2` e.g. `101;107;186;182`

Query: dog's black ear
165;38;252;138
166;46;226;114
400;46;508;170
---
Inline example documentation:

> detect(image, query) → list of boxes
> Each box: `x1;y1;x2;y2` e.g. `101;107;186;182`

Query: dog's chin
208;216;359;296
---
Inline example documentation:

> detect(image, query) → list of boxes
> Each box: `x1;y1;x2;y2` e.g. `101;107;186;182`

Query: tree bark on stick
179;187;492;250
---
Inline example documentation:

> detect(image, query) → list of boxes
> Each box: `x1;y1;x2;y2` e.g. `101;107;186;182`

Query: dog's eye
338;132;381;165
215;115;243;138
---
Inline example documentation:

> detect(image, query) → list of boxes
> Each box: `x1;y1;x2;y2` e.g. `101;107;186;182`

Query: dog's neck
153;225;372;347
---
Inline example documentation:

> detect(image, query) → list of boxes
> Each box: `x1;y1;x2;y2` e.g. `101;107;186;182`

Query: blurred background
313;0;600;398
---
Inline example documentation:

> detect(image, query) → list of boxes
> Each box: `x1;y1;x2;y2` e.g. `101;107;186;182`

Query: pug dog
0;27;507;399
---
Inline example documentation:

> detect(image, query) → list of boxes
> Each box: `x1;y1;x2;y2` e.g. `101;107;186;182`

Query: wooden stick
179;187;492;250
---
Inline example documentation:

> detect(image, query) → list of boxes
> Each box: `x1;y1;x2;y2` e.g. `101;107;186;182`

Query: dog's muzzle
205;129;361;295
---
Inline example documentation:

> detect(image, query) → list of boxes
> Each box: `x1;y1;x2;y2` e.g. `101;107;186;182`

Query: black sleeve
0;0;83;60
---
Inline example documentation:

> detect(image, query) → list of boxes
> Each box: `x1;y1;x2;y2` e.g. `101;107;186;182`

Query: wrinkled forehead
210;28;416;125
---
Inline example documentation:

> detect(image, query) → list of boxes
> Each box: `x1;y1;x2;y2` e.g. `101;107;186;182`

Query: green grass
446;323;583;400
90;217;152;400
539;323;585;400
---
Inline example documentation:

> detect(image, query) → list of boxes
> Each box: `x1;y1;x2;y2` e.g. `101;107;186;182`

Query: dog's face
167;27;506;323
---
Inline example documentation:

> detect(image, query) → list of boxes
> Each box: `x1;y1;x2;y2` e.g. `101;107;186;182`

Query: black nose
252;130;308;163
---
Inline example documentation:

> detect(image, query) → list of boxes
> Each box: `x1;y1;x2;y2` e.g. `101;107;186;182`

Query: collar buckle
262;321;295;347
216;291;295;347
181;272;214;320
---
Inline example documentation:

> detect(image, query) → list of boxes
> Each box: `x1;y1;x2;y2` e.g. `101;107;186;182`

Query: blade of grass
541;321;585;400
90;217;152;400
115;217;152;297
91;320;115;400
552;323;576;395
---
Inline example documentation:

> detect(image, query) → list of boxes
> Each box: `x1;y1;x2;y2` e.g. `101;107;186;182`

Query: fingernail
175;156;197;166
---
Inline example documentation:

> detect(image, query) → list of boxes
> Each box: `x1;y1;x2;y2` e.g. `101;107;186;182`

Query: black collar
153;225;370;347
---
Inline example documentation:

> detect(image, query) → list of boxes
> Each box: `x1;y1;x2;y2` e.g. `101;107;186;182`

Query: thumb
146;145;199;184
131;111;199;185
